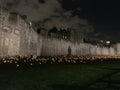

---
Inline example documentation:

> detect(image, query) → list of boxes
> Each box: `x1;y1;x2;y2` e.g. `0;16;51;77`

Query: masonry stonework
0;7;119;56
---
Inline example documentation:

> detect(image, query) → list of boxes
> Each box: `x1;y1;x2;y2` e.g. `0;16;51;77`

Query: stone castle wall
0;7;39;56
0;7;119;56
40;38;116;56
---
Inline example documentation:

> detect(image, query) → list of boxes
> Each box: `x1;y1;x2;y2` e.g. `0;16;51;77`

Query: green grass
0;63;119;90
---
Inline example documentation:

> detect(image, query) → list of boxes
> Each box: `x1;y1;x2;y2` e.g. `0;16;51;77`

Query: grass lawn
0;63;119;90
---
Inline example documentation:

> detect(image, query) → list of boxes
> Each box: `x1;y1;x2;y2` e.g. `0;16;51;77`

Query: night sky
0;0;120;42
63;0;120;42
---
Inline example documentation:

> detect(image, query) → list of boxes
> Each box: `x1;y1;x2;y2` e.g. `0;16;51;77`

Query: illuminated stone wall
114;43;120;55
0;7;20;56
0;7;118;56
0;7;39;56
40;38;116;56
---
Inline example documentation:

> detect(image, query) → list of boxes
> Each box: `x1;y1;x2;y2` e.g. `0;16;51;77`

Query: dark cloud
6;2;13;9
0;0;94;34
0;0;62;21
43;13;88;31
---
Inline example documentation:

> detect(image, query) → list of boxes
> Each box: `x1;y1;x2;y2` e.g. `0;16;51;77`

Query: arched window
2;26;12;33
